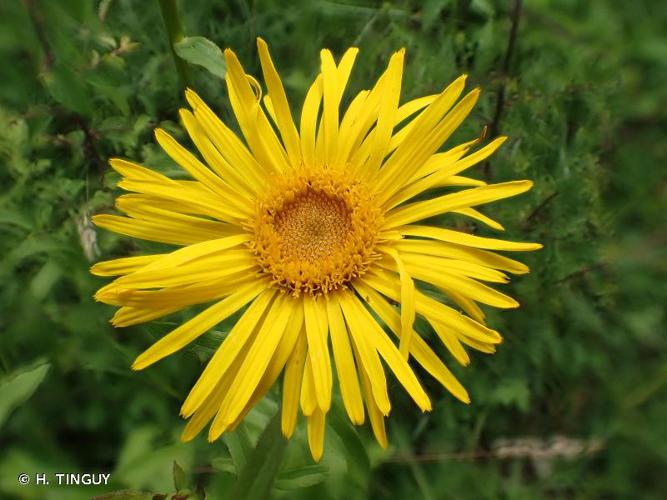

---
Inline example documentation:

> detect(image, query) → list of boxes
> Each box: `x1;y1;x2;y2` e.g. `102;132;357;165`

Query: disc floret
249;168;381;296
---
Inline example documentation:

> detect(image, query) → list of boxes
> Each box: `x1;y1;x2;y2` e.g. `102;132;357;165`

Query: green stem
157;0;192;90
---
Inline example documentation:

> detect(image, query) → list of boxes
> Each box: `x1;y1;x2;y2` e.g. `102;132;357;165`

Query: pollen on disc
249;168;381;296
274;189;352;263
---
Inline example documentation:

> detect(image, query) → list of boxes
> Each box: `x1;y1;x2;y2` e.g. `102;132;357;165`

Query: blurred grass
0;0;665;498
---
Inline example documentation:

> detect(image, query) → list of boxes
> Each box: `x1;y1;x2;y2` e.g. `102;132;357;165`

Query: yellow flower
92;38;541;461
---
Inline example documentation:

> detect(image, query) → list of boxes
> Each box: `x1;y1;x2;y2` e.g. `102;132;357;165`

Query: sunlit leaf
174;36;227;79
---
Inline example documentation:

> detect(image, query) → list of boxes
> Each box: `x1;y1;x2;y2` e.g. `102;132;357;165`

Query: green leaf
222;422;253;474
275;464;329;490
0;360;50;429
229;411;288;500
211;456;237;475
173;36;227;79
329;407;370;491
29;260;62;300
172;460;187;491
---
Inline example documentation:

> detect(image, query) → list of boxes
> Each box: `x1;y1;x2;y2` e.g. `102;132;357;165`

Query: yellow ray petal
300;75;323;167
318;47;359;166
445;290;486;324
395;94;439;127
181;348;246;442
363;269;502;343
116;178;244;223
179;108;260;197
257;38;301;167
354;281;470;403
383;248;416;358
91;254;162;277
111;251;256;290
337;292;390;415
390;137;507;208
431;320;470;366
109;158;174;183
436;175;487;187
335;90;369;165
185;89;269;182
383;180;533;229
224;48;288;173
154;128;250;213
115;195;239;238
392;260;518;309
335;48;359;102
107;275;248;309
303;295;332;412
452;207;505;231
393;252;510;283
359;277;471;366
364;49;404;175
373;76;470;198
397;225;542;252
385;97;446;155
440;136;508;178
343;294;431;412
417;294;502;344
300;351;318;417
320;49;340;164
409;139;479;182
139;233;251;272
227;305;304;431
357;357;388;449
92;214;226;246
326;296;365;424
282;332;307;438
459;335;497;354
383;144;474;210
181;289;276;417
111;305;181;327
132;279;267;370
395;239;531;275
209;294;293;437
307;408;326;462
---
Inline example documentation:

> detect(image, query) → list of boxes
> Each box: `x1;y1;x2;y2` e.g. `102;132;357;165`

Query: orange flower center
249;168;381;296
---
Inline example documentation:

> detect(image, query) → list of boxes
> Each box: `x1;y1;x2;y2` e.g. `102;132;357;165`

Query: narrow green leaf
0;360;50;429
222;421;253;472
211;456;237;475
274;464;329;491
329;407;370;491
229;411;288;500
29;261;61;300
172;460;187;491
173;36;227;79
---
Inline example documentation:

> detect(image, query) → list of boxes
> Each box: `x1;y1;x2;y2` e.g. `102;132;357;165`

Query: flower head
92;38;541;461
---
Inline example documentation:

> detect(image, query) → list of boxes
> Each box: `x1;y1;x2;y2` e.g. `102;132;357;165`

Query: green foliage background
0;0;665;498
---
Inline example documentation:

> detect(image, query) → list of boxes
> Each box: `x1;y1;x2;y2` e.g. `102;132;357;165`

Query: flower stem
157;0;192;90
